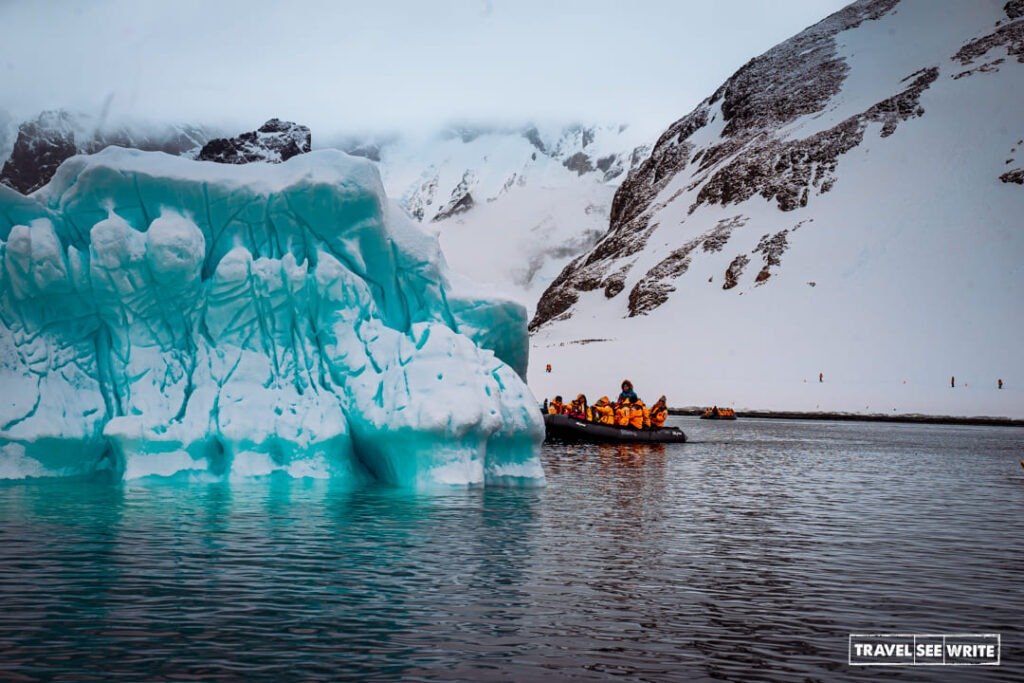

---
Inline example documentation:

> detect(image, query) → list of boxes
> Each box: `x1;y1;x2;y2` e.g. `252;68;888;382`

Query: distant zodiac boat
543;414;687;444
701;407;737;420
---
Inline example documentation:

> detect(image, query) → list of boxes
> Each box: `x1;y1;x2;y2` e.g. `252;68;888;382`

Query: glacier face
0;148;544;486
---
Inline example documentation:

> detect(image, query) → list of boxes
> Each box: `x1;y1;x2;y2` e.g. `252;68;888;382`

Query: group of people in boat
544;380;670;430
701;405;736;419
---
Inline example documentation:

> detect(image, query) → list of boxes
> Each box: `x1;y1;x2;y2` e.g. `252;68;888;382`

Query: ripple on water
0;418;1022;681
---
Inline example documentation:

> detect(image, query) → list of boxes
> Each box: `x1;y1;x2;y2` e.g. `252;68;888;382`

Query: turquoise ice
0;148;544;486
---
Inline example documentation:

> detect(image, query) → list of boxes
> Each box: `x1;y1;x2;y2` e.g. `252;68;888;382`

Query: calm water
1;418;1022;682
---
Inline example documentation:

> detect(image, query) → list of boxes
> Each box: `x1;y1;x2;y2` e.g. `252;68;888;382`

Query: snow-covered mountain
196;118;310;164
324;124;650;311
0;110;215;195
529;0;1024;418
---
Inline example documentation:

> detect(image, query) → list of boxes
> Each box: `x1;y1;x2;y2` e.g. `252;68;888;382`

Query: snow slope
530;0;1024;418
325;124;650;312
0;148;544;485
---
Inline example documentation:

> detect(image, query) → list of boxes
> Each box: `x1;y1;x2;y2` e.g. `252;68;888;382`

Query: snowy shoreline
667;408;1024;428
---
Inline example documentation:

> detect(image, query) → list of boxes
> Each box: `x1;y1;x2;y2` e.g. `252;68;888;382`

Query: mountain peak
197;119;311;164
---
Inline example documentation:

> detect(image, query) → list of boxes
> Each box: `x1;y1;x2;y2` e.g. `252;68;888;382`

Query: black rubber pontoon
543;414;687;444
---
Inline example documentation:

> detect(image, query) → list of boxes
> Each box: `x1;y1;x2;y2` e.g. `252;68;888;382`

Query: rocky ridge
530;0;1022;330
0;110;211;195
196;118;311;164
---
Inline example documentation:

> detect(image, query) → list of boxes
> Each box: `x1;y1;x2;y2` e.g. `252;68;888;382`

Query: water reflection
597;442;666;469
1;419;1022;681
0;477;543;681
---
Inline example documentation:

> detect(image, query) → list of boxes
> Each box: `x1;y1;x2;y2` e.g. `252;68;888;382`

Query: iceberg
0;148;544;486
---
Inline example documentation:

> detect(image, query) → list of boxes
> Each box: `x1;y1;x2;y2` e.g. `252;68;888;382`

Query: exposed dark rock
752;230;790;285
627;281;674;317
197;118;310;164
627;215;748;316
603;266;630;299
432;171;476;222
563;152;594;176
0;110;211;195
1001;168;1024;184
529;0;905;331
720;0;900;133
952;57;1005;79
432;193;474;220
628;238;699;316
701;215;748;253
723;255;749;290
953;15;1024;65
531;276;581;331
533;52;935;327
558;338;612;346
695;0;900;175
529;115;703;330
0;111;76;194
694;67;938;213
610;108;709;231
1006;0;1024;20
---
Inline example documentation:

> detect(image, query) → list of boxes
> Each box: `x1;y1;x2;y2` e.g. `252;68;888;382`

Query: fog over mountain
0;0;847;138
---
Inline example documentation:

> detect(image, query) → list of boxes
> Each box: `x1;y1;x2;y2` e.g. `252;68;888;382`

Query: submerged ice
0;148;544;486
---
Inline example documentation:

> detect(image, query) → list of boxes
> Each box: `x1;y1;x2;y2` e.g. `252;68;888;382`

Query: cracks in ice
132;175;152;227
1;150;542;485
0;375;42;431
92;323;120;418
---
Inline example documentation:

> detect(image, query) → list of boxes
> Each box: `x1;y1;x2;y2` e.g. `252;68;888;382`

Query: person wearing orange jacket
568;394;592;421
547;396;564;415
650;396;669;428
592;396;615;425
629;400;646;429
615;399;631;427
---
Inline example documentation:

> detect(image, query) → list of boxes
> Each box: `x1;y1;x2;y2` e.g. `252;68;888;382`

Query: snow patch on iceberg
0;148;544;487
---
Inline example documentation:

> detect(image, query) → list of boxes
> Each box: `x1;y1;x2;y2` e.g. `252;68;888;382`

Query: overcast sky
0;0;849;138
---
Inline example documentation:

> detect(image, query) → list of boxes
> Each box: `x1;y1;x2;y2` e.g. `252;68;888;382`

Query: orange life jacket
593;404;614;425
629;403;645;429
651;404;668;428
